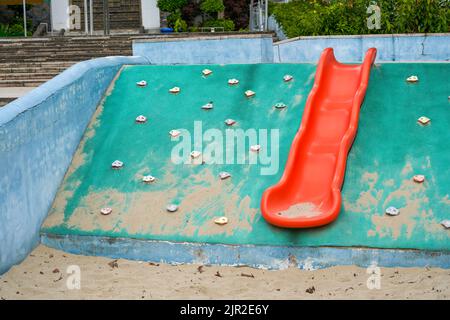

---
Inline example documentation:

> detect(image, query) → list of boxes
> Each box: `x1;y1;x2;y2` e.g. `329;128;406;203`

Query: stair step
0;72;59;80
0;79;52;87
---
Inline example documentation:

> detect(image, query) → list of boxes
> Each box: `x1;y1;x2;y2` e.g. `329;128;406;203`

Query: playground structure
261;48;377;228
0;34;449;274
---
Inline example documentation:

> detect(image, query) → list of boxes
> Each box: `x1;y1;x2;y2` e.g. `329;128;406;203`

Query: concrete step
0;79;52;87
0;66;69;74
0;72;59;80
0;61;77;69
0;97;14;107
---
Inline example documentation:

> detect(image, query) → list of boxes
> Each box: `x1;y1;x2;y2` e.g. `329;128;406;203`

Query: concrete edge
132;33;273;44
0;55;150;126
41;233;450;270
274;32;450;45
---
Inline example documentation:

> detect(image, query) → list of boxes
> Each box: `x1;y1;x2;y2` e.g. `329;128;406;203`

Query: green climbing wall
41;63;450;251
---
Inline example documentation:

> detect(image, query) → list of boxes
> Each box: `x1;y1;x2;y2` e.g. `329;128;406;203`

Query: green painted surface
42;63;450;251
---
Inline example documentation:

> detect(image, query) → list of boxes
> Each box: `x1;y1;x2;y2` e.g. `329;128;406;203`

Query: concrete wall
133;34;274;64
50;0;69;31
0;56;148;274
140;0;160;30
274;33;450;63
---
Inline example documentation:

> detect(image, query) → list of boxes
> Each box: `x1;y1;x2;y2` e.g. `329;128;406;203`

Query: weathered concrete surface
0;56;148;274
41;234;450;270
133;34;274;64
274;33;450;62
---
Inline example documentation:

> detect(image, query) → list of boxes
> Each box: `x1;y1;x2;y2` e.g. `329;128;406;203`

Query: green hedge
270;0;449;38
203;19;235;31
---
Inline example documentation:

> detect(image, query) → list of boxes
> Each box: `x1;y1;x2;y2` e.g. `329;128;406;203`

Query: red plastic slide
261;47;377;228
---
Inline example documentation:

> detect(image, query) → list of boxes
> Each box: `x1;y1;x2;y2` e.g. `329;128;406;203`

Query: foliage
223;0;249;30
157;0;188;13
181;1;202;26
270;0;449;38
202;19;235;31
0;22;31;37
200;0;225;14
174;17;188;32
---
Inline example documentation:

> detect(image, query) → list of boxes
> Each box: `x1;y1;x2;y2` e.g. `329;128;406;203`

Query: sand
278;203;321;218
0;245;449;300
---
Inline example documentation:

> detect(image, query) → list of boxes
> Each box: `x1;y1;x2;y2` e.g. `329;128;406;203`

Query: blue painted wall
274;33;450;62
41;234;450;270
0;56;148;274
133;35;274;64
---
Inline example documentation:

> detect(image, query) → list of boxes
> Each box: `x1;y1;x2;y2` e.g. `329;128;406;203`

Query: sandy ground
0;245;449;300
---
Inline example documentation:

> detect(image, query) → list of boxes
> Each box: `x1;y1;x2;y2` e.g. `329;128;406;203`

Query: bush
203;19;235;31
157;0;188;13
0;22;30;37
200;0;225;14
271;0;449;38
223;0;250;30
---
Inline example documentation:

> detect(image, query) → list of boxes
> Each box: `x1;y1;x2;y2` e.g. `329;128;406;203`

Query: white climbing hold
441;220;450;229
202;69;212;76
219;172;231;180
169;129;181;138
385;206;400;216
190;150;202;158
413;175;425;183
224;119;236;126
245;90;255;97
201;102;214;110
166;204;178;212
250;145;261;152
135;115;147;123
228;78;239;85
100;207;112;215
136;80;147;87
169;87;180;94
142;175;156;183
111;160;123;169
417;116;431;126
214;216;228;225
283;74;293;82
406;75;419;83
274;102;287;109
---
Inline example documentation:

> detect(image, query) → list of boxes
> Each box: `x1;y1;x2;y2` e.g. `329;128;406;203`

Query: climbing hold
142;175;156;183
283;74;293;82
111;160;123;169
219;172;231;180
385;206;400;216
406;75;419;83
135;115;147;123
190;150;202;158
417;116;431;126
245;90;255;97
250;145;261;152
166;204;178;212
441;220;450;229
202;69;212;76
274;102;287;109
136;80;147;87
224;119;236;126
169;87;180;94
100;207;112;216
169;129;181;138
228;78;239;85
214;216;228;225
413;175;425;183
201;102;214;110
